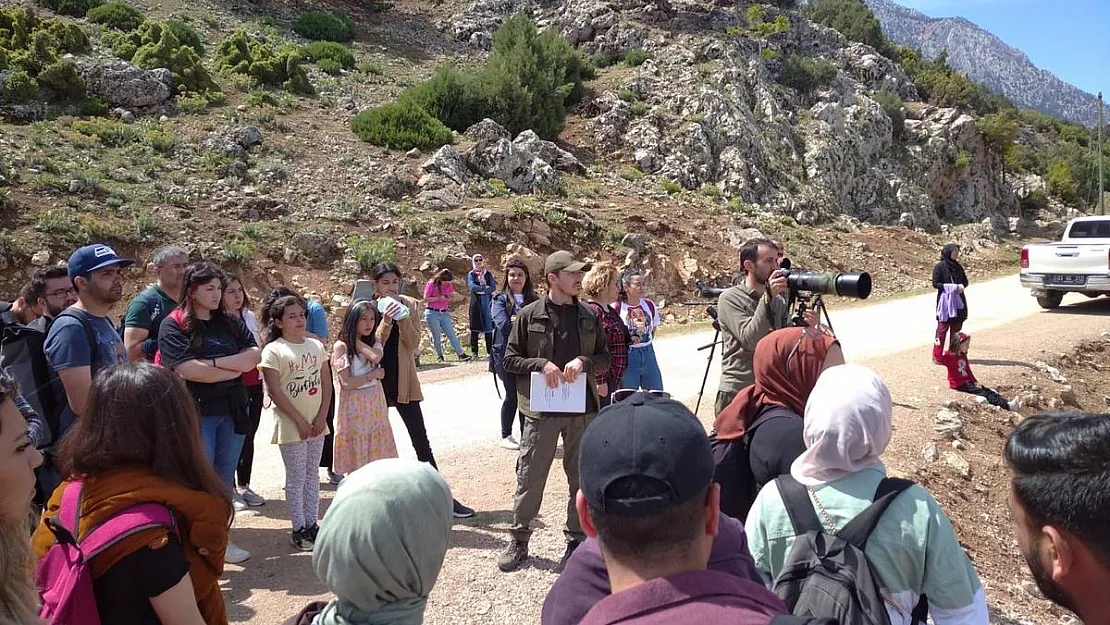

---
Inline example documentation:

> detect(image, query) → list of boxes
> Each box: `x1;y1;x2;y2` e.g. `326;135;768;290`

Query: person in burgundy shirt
571;392;786;625
936;333;1011;410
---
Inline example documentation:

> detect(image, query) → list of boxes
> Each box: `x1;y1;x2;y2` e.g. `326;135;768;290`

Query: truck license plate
1051;274;1087;286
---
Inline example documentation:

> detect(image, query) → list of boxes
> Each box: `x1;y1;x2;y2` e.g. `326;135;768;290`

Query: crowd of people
0;237;1106;625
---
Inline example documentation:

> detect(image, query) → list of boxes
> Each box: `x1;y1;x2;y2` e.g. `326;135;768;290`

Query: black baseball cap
579;392;714;517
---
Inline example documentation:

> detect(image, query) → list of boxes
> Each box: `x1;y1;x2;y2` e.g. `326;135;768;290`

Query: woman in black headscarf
932;243;968;362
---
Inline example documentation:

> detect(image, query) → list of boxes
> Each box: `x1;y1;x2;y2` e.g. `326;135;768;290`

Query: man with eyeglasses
25;266;79;333
499;250;611;575
123;245;188;362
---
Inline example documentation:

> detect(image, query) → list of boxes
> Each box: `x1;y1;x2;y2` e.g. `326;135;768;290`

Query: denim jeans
620;343;664;391
201;415;246;492
424;309;466;358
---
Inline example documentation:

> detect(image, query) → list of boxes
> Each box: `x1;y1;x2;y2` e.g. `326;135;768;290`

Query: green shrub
631;101;649;116
778;54;837;93
0;47;8;70
316;58;341;74
624;48;649;67
588;51;618;69
37;0;101;18
808;0;891;56
1;70;38;104
301;41;355;69
620;167;644;181
346;235;396;270
700;183;720;198
954;151;971;169
72;117;140;146
36;59;84;100
143;126;176;153
398;65;485;132
617;88;638;102
874;86;904;139
246;88;279;107
478;12;593;138
87;2;144;31
292;10;354;42
79;97;108;116
1046;159;1080;205
760;48;781;60
660;180;682;194
223;239;255;264
115;21;220;94
165;19;203;55
175;91;221;113
351;102;453;150
1021;188;1049;214
213;28;313;95
41;18;91;53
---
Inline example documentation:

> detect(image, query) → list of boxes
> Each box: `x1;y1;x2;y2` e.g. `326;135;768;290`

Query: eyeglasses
610;388;671;403
45;288;76;299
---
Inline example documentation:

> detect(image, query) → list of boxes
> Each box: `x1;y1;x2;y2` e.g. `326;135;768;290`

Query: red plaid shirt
587;300;629;389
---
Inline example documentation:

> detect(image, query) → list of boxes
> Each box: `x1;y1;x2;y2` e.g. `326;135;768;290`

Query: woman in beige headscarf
282;458;453;625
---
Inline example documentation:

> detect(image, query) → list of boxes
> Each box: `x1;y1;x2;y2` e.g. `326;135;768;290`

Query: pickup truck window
1068;220;1110;238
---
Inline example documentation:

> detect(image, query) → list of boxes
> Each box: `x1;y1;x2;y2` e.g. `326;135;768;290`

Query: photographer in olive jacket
498;250;611;575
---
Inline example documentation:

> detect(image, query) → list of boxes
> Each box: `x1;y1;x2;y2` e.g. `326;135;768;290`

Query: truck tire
1037;291;1064;309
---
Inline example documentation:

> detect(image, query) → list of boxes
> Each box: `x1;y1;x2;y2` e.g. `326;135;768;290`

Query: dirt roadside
221;298;1110;625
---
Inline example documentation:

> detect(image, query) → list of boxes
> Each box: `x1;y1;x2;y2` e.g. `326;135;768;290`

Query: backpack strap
56;309;98;364
836;477;915;551
78;503;176;559
775;475;823;536
57;480;85;538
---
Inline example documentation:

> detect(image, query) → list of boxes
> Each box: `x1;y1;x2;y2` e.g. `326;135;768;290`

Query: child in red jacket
937;333;1012;410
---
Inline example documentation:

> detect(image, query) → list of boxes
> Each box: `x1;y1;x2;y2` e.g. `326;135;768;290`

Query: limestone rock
468;138;563;195
513;130;587;174
79;61;173;109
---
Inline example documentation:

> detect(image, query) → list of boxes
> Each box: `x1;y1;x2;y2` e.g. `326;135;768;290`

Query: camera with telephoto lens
781;269;873;300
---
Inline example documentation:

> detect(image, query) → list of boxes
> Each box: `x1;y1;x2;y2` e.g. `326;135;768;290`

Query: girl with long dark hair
260;293;333;551
222;275;265;511
33;362;232;625
932;243;969;363
617;268;664;391
0;369;42;625
158;261;259;565
371;262;475;518
467;254;496;359
331;299;397;474
423;269;471;362
489;259;537;448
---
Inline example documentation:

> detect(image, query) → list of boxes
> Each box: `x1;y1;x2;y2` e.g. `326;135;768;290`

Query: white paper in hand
529;372;587;413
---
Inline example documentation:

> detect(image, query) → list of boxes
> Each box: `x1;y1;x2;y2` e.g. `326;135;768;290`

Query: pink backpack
35;480;176;625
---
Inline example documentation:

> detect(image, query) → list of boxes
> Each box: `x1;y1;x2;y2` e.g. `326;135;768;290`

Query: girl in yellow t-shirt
259;292;332;551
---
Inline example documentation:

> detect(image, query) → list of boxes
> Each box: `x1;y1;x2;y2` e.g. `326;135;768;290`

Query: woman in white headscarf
743;364;990;625
283;458;453;625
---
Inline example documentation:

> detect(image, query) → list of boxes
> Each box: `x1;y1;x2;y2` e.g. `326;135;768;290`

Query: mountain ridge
863;0;1100;126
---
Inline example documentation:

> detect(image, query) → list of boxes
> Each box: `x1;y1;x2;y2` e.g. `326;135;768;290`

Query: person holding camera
715;238;817;416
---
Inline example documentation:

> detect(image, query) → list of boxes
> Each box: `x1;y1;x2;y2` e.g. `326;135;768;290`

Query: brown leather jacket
32;468;232;625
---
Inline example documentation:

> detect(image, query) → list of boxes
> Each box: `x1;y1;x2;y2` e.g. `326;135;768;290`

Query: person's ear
1043;525;1075;582
706;483;721;537
576;491;599;539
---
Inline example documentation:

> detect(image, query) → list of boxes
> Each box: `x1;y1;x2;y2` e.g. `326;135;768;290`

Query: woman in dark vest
466;253;496;360
931;243;969;363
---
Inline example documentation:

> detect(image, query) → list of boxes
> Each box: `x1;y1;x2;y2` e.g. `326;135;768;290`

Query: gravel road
220;276;1110;624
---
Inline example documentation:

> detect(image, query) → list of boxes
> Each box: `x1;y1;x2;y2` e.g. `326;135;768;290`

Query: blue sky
897;0;1108;98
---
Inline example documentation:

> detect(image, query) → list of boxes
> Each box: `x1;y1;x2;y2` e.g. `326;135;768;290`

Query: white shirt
618;299;660;348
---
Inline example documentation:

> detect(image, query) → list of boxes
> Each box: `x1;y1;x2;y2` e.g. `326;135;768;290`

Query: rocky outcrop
201;126;264;159
468;138;564;195
79;61;174;109
513;130;586;174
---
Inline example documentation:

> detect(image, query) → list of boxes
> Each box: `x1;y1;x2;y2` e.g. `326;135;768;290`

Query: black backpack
772;475;929;625
711;405;795;520
0;303;59;441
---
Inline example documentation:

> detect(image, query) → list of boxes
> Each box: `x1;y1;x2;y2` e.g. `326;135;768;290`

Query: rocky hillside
864;0;1101;127
0;0;1061;316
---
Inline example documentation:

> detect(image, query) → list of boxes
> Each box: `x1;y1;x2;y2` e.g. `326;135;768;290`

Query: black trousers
236;383;264;487
470;331;493;357
395;401;438;469
956;383;1010;410
498;371;524;439
319;380;337;471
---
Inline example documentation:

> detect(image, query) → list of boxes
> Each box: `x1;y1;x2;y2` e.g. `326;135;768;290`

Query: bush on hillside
36;59;85;100
214;28;313;94
896;48;1011;116
301;41;354;69
398;65;485;132
624;48;648;67
115;21;219;94
166;20;203;55
873;86;904;139
351;102;453;150
316;58;341;74
87;2;144;31
37;0;101;17
807;0;891;56
1;70;38;104
293;10;354;42
777;54;837;93
479;12;593;138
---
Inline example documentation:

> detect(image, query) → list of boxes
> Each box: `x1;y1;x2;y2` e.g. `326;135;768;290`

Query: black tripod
789;291;837;335
694;306;723;415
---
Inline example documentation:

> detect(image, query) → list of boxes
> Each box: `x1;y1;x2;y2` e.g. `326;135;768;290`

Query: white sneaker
225;542;251;564
232;491;248;512
500;436;520;450
239;487;265;507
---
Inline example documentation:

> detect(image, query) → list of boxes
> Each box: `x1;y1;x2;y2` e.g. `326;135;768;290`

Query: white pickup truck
1020;216;1110;309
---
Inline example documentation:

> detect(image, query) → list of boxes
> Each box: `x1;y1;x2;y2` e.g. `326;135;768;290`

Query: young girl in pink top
423;269;471;362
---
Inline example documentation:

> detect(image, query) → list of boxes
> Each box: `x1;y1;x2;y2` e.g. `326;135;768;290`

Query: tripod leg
695;329;720;415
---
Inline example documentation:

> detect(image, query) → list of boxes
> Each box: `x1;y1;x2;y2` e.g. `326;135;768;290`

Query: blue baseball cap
67;244;135;280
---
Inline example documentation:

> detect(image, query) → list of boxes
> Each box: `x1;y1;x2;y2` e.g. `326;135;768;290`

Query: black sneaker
497;539;528;572
555;540;582;574
458;353;472;362
452;499;476;519
291;528;314;551
307;524;320;541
